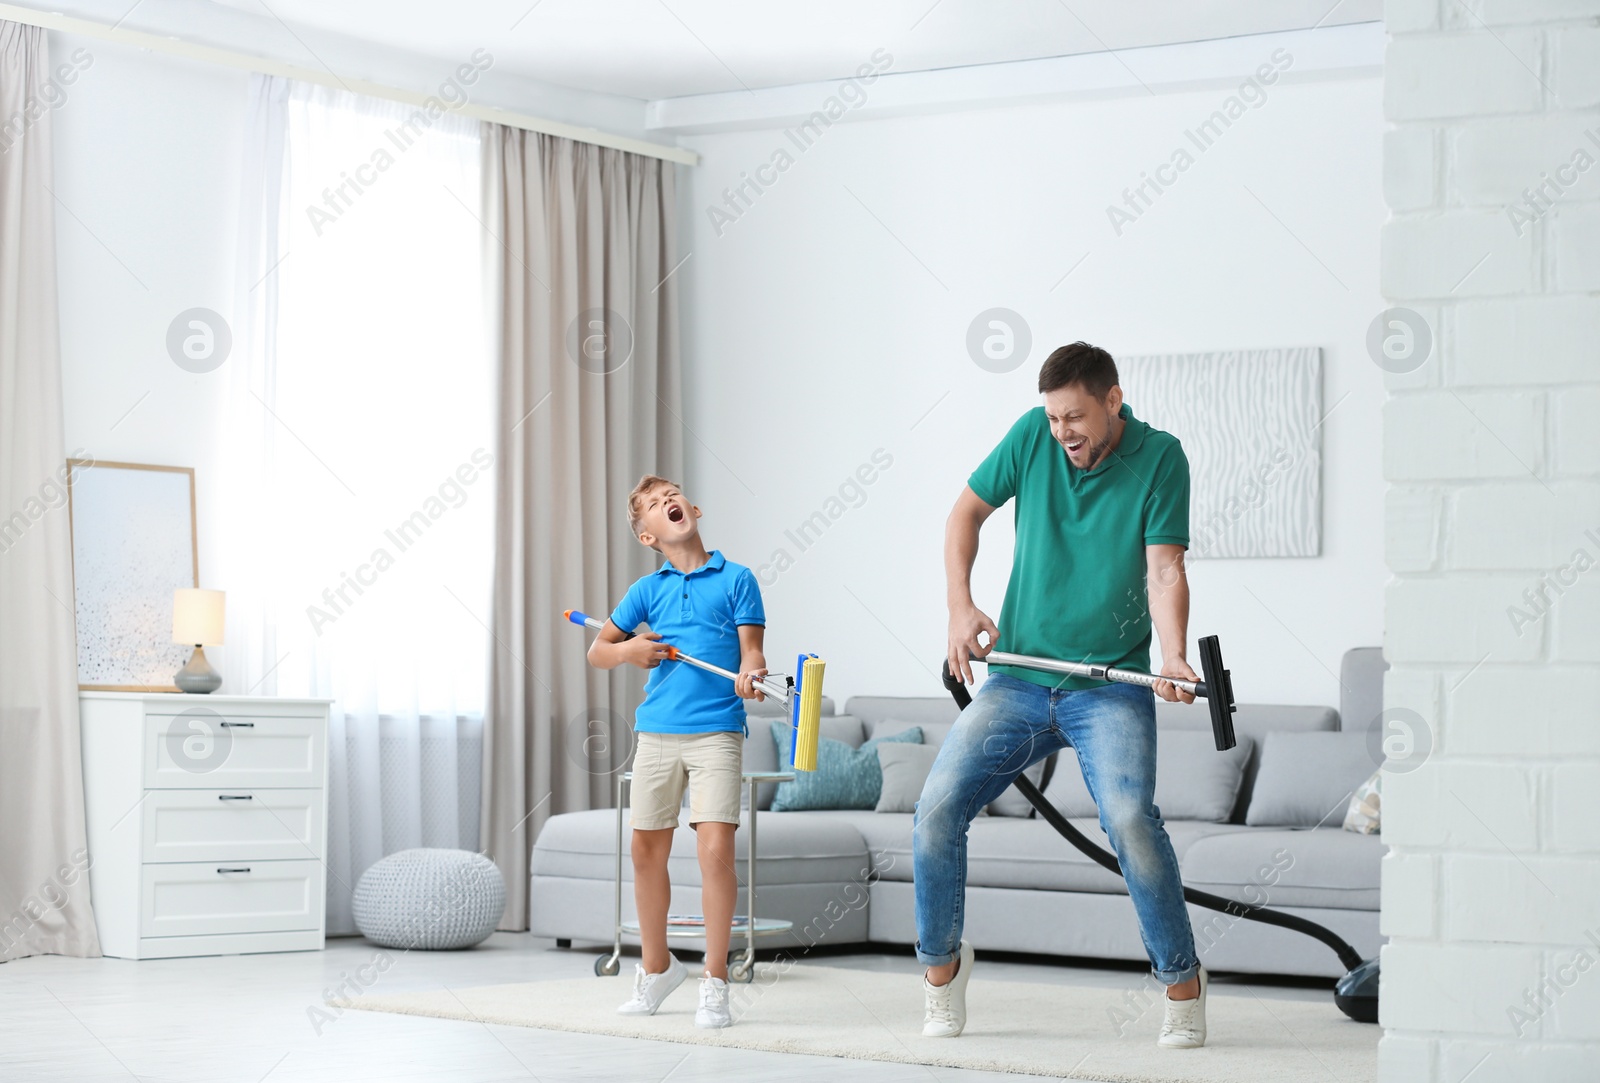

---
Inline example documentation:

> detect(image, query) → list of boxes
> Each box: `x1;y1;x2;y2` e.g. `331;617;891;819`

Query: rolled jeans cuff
914;942;958;968
1155;963;1200;986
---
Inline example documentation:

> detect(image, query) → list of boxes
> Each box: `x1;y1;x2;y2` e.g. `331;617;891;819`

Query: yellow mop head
791;655;826;772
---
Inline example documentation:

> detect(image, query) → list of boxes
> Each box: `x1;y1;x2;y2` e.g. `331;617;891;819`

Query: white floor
0;935;1332;1083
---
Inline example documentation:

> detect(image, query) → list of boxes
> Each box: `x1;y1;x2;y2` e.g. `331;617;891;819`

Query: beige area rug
347;963;1376;1083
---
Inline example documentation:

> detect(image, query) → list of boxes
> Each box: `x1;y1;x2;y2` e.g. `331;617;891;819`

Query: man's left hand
1154;657;1198;704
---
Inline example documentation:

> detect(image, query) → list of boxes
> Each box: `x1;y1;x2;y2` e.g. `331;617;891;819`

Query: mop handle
564;610;792;703
982;650;1206;698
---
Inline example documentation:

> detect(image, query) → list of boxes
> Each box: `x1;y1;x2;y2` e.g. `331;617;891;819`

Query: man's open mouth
1064;438;1087;454
667;505;685;523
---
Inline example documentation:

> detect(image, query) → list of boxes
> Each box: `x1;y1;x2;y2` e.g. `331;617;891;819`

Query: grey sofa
530;650;1389;980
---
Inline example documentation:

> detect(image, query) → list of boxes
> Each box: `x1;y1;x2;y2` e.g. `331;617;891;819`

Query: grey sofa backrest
845;696;961;731
746;694;836;718
1339;647;1388;735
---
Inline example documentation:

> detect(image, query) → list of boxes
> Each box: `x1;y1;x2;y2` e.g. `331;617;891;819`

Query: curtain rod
0;2;699;166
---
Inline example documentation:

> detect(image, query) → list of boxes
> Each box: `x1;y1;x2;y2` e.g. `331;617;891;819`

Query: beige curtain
481;126;683;930
0;21;100;961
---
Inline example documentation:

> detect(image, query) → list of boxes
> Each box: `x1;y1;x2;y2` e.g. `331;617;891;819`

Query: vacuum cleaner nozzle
1196;635;1238;751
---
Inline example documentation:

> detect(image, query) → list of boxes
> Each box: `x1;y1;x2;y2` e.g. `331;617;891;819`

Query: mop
564;609;827;770
942;636;1380;1024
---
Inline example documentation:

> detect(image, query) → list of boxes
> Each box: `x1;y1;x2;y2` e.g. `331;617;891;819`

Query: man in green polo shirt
914;342;1209;1048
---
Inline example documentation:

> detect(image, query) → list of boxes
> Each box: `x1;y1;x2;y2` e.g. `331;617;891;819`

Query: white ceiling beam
0;2;699;165
646;23;1385;136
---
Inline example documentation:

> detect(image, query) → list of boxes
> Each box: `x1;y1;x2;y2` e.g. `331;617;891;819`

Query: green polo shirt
968;403;1190;690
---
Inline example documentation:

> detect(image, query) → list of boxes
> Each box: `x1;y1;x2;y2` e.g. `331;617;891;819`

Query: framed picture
1118;347;1324;559
67;460;198;691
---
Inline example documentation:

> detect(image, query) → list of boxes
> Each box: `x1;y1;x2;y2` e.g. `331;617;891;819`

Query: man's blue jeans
912;672;1200;986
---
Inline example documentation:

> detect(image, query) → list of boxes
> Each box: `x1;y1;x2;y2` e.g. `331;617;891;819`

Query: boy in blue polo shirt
585;474;767;1029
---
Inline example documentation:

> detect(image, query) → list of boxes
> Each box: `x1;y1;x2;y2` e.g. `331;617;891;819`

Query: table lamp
172;588;225;693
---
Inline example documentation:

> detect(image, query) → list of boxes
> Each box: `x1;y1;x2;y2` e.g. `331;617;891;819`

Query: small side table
595;770;795;983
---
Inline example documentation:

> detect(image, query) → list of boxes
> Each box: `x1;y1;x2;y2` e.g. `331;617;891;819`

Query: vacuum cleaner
941;636;1379;1024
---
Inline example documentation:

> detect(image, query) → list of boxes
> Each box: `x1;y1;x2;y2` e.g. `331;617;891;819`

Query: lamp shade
172;588;225;646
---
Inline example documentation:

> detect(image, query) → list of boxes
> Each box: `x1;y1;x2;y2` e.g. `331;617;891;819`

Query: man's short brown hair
627;474;678;538
1038;341;1119;400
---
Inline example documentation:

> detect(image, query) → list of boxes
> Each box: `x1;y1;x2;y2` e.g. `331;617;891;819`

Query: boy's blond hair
627;474;679;541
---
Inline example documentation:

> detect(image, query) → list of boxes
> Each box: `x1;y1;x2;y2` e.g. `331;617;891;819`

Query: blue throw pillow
769;721;922;812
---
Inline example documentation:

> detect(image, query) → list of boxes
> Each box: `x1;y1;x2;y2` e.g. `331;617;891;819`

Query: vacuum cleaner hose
939;663;1370;979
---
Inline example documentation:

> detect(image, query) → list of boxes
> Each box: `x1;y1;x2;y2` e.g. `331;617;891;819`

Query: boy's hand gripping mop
563;610;827;770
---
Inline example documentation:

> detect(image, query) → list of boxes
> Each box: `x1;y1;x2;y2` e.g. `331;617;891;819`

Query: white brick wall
1380;210;1536;296
1385;486;1441;570
1453;297;1600;385
1385;33;1544;120
1549;763;1600;850
1446;666;1600;755
1553;202;1600;290
1448;481;1600;568
1383;3;1600;1077
1554;386;1600;474
1450;115;1600;207
1383;391;1544;480
1556;27;1600;108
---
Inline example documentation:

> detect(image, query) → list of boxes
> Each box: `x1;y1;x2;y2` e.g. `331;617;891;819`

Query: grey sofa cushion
949;816;1250;893
875;743;940;813
1179;827;1383;910
1155;731;1254;821
743;714;866;810
782;810;1251;894
1042;731;1253;823
863;712;1043;817
782;810;913;880
531;808;870;887
1155;701;1337;819
866;717;954;748
1245;731;1381;827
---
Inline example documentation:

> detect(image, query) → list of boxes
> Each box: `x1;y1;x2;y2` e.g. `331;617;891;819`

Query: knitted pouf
352;848;506;950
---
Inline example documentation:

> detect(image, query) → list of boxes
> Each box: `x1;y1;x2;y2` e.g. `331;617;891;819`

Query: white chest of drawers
79;692;332;959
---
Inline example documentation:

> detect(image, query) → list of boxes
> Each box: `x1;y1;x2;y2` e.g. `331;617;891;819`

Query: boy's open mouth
667;505;685;524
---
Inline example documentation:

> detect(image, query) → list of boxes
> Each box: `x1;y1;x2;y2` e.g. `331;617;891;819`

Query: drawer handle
216;867;252;874
220;721;255;728
217;794;254;801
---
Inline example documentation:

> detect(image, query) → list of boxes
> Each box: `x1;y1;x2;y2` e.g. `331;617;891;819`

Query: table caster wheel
728;956;755;983
595;954;620;976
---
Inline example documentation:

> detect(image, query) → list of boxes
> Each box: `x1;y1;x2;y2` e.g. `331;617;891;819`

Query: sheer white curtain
223;76;492;933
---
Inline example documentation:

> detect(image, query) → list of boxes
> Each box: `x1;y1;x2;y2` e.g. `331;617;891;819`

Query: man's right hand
947;604;999;685
623;631;673;670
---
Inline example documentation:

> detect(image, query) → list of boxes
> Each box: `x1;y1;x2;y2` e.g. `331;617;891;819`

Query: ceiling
206;0;1382;102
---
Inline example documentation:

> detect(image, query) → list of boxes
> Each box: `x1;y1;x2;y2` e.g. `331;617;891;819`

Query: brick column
1381;1;1600;1080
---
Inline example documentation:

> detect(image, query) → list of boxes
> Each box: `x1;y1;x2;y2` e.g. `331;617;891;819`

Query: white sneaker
617;954;686;1015
921;939;975;1038
695;975;732;1028
1157;968;1208;1048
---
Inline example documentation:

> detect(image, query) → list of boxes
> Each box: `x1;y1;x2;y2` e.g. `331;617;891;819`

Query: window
264;83;492;718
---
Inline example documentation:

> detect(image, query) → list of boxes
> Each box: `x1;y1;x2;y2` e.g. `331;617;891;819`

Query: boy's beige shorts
629;730;744;830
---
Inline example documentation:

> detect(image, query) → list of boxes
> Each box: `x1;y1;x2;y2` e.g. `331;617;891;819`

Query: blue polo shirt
610;550;765;734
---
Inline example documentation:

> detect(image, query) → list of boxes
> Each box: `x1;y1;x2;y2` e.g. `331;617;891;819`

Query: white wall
52;33;248;604
676;71;1388;708
1378;2;1600;1080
